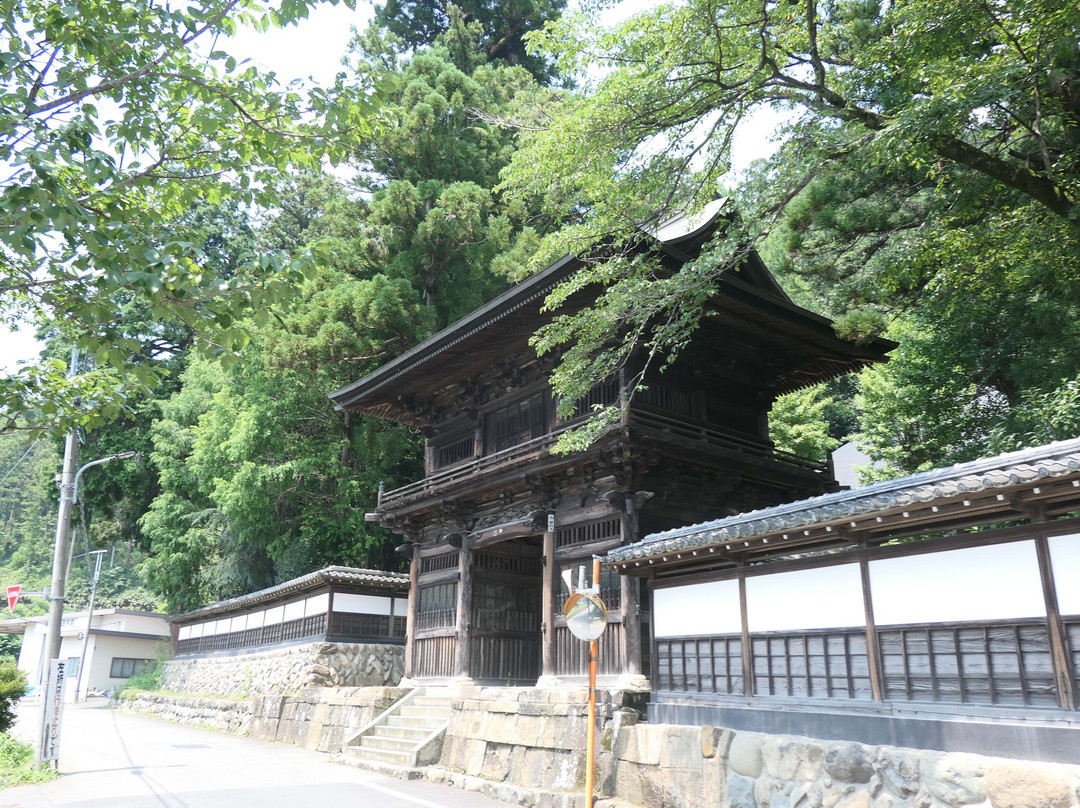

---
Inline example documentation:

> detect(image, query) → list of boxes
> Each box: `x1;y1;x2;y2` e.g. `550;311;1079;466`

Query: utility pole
74;549;107;702
37;344;139;764
42;348;80;671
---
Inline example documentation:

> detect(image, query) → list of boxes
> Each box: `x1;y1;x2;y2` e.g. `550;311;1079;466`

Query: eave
607;437;1080;575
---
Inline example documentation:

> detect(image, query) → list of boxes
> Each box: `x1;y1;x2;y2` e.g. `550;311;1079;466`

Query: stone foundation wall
437;688;1080;808
162;642;403;697
249;686;407;752
118;686;408;752
601;722;1080;808
116;691;253;735
117;683;1080;808
439;687;648;794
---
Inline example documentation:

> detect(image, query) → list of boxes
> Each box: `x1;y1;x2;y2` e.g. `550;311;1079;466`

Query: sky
0;0;782;373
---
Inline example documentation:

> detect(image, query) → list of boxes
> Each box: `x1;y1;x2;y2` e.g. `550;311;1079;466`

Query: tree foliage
0;0;381;434
501;0;1080;466
372;0;566;82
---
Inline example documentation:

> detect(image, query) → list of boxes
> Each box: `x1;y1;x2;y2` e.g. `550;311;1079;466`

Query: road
2;700;513;808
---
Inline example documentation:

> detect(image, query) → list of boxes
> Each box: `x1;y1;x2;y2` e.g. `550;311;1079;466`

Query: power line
0;438;41;488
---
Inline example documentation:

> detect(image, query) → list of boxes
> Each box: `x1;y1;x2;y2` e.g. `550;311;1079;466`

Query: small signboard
40;659;66;766
6;585;20;613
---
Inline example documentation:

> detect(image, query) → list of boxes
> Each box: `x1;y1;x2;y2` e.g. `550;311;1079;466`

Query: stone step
347;744;412;766
360;734;418;753
386;715;446;730
399;704;452;719
378;725;434;741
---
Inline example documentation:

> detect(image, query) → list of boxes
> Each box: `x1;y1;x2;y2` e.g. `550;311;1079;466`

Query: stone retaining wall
162;642;403;697
118;686;407;752
118;684;1080;808
116;691;253;735
440;686;648;794
601;722;1080;808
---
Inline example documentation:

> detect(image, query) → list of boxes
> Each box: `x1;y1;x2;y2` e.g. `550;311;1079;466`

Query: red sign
6;585;20;613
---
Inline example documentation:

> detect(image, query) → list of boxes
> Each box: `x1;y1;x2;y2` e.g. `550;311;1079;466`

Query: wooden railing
379;426;574;509
379;410;827;509
629;409;829;474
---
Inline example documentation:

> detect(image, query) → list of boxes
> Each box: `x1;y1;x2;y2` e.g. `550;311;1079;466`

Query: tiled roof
169;566;408;623
607;437;1080;566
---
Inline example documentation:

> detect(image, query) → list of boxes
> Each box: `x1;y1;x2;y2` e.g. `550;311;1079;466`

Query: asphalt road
2;700;513;808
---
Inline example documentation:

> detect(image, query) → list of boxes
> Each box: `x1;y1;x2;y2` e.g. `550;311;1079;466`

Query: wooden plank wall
655;616;1074;710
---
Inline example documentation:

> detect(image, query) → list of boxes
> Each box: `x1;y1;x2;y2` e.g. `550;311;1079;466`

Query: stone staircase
342;687;452;768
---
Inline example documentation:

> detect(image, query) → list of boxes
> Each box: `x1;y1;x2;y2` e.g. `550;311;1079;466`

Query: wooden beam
859;553;884;703
1035;535;1076;710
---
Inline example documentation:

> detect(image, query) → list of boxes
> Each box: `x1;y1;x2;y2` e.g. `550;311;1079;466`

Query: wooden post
405;546;418;679
859;552;885;702
1035;534;1076;710
620;495;642;676
542;520;557;677
585;557;600;808
739;571;754;697
454;541;473;679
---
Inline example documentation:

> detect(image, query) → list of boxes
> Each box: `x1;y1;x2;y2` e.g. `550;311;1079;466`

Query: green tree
0;0;380;434
139;20;551;608
500;0;1080;461
372;0;566;83
0;661;27;734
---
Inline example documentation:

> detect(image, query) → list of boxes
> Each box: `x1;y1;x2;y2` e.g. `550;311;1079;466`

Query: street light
38;448;138;766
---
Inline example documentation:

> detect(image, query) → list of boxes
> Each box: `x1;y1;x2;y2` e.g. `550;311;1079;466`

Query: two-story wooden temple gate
332;203;893;685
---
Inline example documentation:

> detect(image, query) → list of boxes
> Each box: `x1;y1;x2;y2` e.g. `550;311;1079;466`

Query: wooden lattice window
488;392;548;453
752;630;872;700
331;612;390;638
556;518;621;549
655;635;743;694
879;622;1057;708
435;435;475;468
570;377;620;419
473;552;542;576
472;581;540;632
637;384;694;417
421;551;459;574
417;582;458;630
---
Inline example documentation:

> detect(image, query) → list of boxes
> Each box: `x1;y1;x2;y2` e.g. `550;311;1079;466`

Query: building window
487;392;548;453
110;658;152;679
417;582;458;630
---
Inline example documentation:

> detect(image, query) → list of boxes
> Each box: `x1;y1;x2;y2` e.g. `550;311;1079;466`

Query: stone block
877;749;924;800
613;724;663;766
726;773;758;808
660;726;706;770
985;761;1077;808
482;742;513;781
922;753;987;806
729;733;766;778
827;744;875;784
764;738;825;782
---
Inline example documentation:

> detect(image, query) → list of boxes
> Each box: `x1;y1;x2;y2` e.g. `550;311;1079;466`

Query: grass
0;733;57;789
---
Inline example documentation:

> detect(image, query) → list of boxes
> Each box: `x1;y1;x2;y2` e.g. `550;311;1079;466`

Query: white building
0;609;169;699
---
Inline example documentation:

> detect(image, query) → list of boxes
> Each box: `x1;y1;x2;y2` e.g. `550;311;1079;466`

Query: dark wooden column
620;496;643;676
542;519;557;678
454;540;473;679
405;545;418;679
